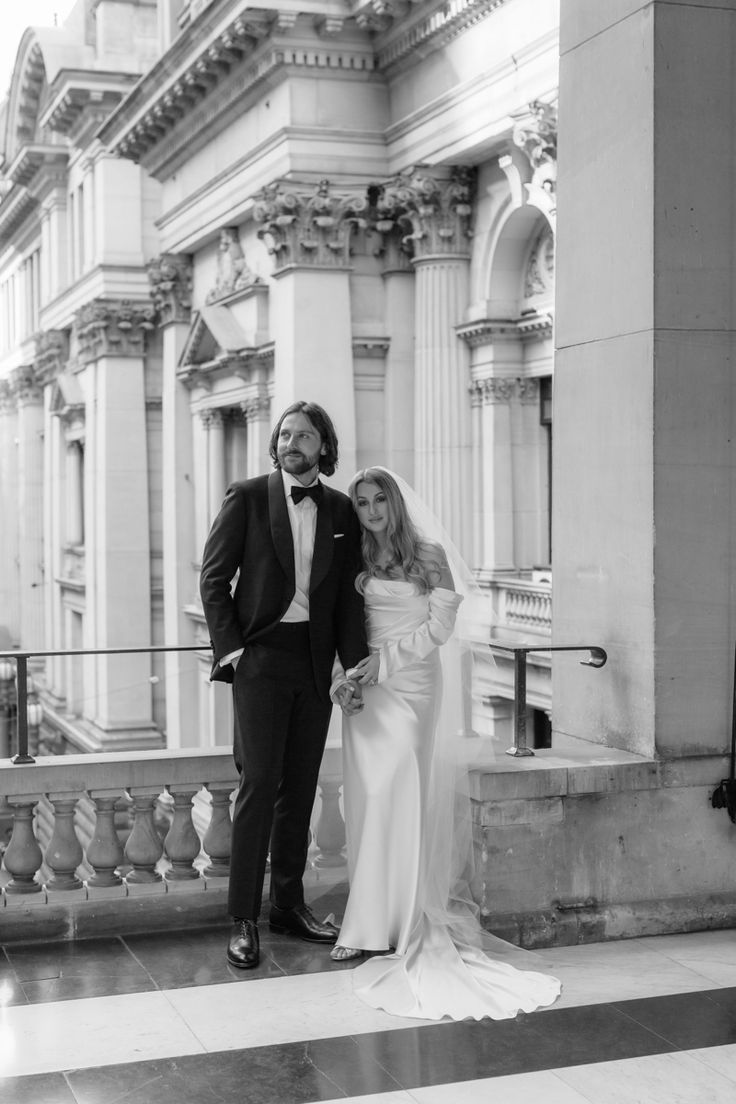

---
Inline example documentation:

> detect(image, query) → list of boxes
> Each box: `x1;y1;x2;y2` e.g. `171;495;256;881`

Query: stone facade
0;0;558;753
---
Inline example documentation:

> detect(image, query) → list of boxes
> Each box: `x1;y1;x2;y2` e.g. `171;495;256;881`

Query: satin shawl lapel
309;489;333;594
268;470;295;585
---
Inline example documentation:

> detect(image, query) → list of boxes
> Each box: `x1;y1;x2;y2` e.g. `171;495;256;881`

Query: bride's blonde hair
349;468;442;594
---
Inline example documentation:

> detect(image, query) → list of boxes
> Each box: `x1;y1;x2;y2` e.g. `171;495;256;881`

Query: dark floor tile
5;935;147;984
304;1034;405;1097
267;938;352;976
0;946;28;1006
66;1045;347;1104
123;925;287;988
20;972;159;1005
521;1002;680;1069
0;1071;76;1103
613;987;736;1049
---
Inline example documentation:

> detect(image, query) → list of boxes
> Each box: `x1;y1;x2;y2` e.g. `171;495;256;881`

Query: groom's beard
279;449;321;476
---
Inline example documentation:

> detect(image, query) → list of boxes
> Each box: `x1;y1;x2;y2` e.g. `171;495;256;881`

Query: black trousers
228;623;332;921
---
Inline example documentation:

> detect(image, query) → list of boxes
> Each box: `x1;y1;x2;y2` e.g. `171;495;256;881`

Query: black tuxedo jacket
199;470;367;699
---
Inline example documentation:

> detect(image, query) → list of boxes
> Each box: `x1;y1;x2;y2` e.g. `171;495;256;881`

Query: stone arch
2;26;93;165
486;202;553;321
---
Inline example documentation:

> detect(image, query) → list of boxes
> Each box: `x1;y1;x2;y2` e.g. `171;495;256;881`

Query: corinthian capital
10;365;43;405
253;179;369;270
74;298;158;363
147;254;193;325
373;165;474;259
34;329;69;384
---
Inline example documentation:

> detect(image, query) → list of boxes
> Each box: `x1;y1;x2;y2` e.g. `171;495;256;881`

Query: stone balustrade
495;578;552;635
0;746;347;931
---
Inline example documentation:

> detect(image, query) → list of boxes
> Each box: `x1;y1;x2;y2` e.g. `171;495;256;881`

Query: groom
200;400;367;968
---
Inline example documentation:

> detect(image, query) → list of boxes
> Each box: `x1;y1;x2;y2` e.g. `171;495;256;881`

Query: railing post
202;783;233;877
124;788;165;884
44;793;84;891
12;655;34;764
3;795;44;894
164;785;202;881
313;777;346;867
507;648;534;757
86;789;125;887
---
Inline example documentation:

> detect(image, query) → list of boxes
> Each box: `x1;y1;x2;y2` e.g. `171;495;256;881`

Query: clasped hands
334;653;381;715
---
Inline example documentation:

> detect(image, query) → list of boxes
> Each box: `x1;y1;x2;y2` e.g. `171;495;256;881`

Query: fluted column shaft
413;255;472;556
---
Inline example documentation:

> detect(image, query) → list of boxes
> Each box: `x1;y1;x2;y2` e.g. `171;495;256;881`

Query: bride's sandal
330;945;364;961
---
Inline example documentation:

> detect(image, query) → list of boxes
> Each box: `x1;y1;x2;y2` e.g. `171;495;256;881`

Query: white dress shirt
221;470;319;667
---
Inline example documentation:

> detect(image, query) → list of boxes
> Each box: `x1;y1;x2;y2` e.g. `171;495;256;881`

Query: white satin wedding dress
338;577;561;1021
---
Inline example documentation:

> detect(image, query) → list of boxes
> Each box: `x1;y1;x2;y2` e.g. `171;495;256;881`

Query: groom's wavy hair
269;400;339;476
349;468;443;595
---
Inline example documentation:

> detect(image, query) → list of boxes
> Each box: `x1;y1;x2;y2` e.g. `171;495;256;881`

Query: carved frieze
147;253;193;325
205;229;262;303
373;166;474;259
512;101;557;194
74;299;158;363
469;376;542;406
253;179;369;270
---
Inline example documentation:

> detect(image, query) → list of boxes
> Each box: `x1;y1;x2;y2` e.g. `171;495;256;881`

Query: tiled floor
1;885;735;1103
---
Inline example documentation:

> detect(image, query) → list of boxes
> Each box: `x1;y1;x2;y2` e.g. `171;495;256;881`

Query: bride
330;467;561;1022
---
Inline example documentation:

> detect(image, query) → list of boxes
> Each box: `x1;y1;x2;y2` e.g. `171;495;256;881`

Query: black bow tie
291;484;322;505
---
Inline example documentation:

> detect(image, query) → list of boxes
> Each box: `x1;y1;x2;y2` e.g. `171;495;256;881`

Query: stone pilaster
11;366;45;651
147;254;198;747
253;178;360;484
241;391;272;476
73;298;159;748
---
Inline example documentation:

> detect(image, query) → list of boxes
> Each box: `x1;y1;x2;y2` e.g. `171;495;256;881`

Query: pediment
178;304;253;368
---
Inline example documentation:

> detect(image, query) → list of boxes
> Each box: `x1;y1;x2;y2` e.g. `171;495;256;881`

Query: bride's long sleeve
376;587;463;681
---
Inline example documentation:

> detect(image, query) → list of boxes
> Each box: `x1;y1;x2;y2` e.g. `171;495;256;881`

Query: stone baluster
202;783;233;877
3;796;44;894
86;789;125;886
163;785;202;881
124;787;165;883
44;793;84;891
313;778;346;868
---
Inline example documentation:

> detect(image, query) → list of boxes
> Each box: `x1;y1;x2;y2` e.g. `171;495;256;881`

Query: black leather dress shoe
269;903;338;943
227;919;260;968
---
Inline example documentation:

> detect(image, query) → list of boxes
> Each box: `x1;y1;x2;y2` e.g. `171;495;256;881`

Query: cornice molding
40;72;139;146
0;186;39;245
374;0;508;72
5;145;69;190
458;312;553;347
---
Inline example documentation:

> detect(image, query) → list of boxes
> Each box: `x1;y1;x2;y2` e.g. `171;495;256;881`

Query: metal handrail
488;644;608;757
0;646;205;765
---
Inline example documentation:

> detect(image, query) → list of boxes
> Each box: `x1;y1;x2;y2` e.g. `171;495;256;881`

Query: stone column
376;168;474;554
253;179;365;489
0;383;20;641
148;254;198;748
475;377;516;574
555;0;736;758
40;186;68;302
377;233;415;482
12;367;45;650
74;298;160;748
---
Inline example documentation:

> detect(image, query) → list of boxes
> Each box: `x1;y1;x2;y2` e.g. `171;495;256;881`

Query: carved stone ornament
253;179;369;269
241;393;271;422
147;254;193;325
469;377;517;405
34;329;69;384
523;224;555;299
74;299;158;363
372;165;474;259
512;101;557;194
205;228;262;303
